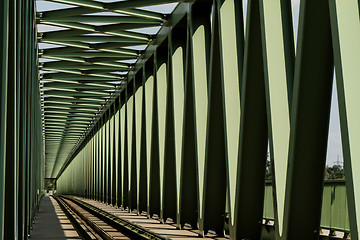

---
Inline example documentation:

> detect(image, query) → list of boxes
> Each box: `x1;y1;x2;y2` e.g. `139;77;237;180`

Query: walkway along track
52;195;167;240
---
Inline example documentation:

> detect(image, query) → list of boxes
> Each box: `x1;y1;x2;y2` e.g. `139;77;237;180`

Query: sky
37;0;343;167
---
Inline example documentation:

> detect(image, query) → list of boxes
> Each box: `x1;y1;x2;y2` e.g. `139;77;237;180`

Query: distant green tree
324;165;345;180
265;152;271;180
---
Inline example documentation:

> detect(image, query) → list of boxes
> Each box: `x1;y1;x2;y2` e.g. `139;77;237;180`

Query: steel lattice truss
37;0;180;178
35;0;360;239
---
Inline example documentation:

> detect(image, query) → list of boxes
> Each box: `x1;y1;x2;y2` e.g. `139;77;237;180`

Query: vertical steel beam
150;52;161;217
104;111;108;203
190;1;211;231
112;103;117;206
14;0;21;236
100;117;103;202
89;135;92;199
107;109;112;204
330;0;360;239
92;130;96;200
145;68;154;216
281;0;333;239
103;115;106;202
129;81;137;211
18;0;27;237
284;0;334;239
24;0;31;234
93;129;96;199
259;0;293;237
156;48;167;221
162;33;177;223
260;0;333;238
169;19;187;228
218;0;244;238
96;123;100;201
233;0;268;238
0;0;9;238
123;88;130;209
202;0;227;235
179;1;212;229
180;22;198;229
4;0;17;237
139;68;148;214
135;76;143;212
117;94;123;208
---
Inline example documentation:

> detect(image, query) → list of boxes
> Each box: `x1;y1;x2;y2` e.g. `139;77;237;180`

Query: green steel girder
39;21;96;31
46;97;106;106
44;119;95;124
43;124;92;129
24;0;360;238
44;131;88;135
42;40;90;49
0;0;8;238
40;59;129;67
82;69;127;76
41;78;123;84
0;0;46;237
41;36;148;44
42;89;110;96
49;0;181;10
86;57;136;63
42;61;128;69
44;113;94;119
96;23;160;32
41;27;150;40
41;1;165;20
41;29;90;38
106;0;182;10
42;47;138;57
42;51;136;58
41;40;145;51
43;107;98;113
42;65;126;71
36;0;178;180
41;16;162;24
41;73;124;80
43;96;107;104
46;118;94;126
43;41;141;54
42;80;115;87
42;68;124;78
43;84;114;91
44;92;108;100
48;0;103;9
45;123;91;128
44;113;97;119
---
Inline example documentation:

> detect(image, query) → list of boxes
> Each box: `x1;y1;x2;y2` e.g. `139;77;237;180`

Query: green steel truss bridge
0;0;360;239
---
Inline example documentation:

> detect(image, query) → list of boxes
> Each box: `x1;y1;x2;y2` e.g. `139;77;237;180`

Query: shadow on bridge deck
30;196;81;240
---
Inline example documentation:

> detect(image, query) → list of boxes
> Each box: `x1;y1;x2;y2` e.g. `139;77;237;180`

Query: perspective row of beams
56;1;360;240
38;0;183;173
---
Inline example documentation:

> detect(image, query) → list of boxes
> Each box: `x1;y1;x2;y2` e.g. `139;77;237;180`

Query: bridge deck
74;197;226;239
30;196;81;240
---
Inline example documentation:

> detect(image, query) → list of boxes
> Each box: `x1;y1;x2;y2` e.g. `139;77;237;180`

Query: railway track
52;195;166;240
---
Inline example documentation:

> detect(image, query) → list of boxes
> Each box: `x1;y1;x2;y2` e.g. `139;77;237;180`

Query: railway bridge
0;0;359;239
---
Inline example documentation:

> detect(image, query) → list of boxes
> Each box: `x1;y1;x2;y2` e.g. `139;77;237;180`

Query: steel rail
51;195;96;240
53;195;116;240
59;195;167;240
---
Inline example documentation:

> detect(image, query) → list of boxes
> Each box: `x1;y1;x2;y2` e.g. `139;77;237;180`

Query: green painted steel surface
39;0;360;239
0;1;9;238
264;181;350;232
0;0;45;238
330;0;360;238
